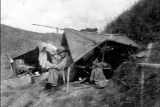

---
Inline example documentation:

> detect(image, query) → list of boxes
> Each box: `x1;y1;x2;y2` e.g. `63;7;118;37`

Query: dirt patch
1;77;120;107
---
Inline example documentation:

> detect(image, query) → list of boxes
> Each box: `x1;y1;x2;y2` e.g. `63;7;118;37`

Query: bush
114;60;160;107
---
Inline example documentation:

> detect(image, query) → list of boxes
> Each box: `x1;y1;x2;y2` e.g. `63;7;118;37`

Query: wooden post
8;55;16;77
62;71;66;84
140;43;153;107
140;69;144;107
29;71;35;84
66;66;71;93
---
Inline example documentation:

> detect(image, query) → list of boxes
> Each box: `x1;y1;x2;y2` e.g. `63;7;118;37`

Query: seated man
45;48;73;89
90;59;112;88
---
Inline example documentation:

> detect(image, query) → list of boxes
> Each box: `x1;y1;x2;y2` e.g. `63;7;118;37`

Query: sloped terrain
114;52;160;107
1;75;121;107
1;24;61;57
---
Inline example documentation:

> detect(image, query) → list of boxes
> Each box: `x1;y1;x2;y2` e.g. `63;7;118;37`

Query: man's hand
45;61;52;69
45;61;58;69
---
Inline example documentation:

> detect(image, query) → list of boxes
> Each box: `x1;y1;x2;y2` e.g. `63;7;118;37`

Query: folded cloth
39;51;48;68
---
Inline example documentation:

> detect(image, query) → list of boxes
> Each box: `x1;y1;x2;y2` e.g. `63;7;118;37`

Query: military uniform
46;52;72;86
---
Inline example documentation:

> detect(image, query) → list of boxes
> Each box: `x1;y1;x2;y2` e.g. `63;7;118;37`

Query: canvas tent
61;28;140;92
11;40;59;76
62;28;139;63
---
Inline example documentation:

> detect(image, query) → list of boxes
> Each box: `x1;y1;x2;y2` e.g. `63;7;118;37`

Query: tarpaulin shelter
61;28;140;92
62;28;139;63
11;40;59;76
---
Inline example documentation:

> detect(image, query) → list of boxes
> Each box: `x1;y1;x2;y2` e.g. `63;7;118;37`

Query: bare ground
1;76;120;107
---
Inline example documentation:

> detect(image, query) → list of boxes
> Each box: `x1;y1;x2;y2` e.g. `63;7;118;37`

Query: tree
80;28;98;33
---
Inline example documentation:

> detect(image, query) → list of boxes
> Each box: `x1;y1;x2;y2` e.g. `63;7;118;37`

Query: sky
1;0;139;33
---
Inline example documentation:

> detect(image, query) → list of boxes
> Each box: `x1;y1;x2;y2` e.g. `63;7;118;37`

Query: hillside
103;0;160;106
104;0;160;44
1;24;61;57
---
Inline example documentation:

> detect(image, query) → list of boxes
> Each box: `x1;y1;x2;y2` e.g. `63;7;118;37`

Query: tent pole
66;66;71;93
63;71;66;84
102;42;107;62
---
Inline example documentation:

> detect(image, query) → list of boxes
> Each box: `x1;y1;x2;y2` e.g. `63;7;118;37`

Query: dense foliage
104;0;160;44
114;60;160;107
80;28;98;32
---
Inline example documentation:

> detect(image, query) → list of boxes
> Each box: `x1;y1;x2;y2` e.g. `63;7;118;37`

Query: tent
12;40;59;76
61;28;140;92
62;28;139;63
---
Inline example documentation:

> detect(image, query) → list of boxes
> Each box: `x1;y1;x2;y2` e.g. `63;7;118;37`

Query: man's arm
46;55;72;71
46;57;68;70
46;61;58;69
